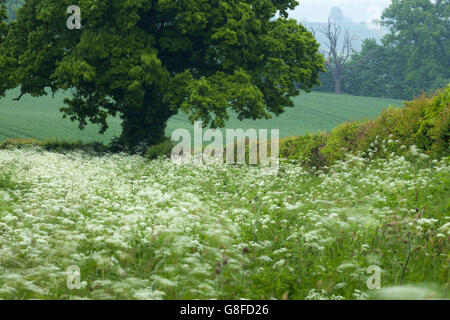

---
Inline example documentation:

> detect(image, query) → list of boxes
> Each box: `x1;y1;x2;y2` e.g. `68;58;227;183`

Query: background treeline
317;0;450;100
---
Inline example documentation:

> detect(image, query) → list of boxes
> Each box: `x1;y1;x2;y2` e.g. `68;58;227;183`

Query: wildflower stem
400;234;413;284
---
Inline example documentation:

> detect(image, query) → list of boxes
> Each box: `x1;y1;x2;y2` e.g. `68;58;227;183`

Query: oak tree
0;0;324;149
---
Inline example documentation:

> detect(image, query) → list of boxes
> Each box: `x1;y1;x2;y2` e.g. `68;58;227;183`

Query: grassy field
0;88;448;300
0;88;403;144
0;145;448;300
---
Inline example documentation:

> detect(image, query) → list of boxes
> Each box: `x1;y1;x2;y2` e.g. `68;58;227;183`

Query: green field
0;88;403;144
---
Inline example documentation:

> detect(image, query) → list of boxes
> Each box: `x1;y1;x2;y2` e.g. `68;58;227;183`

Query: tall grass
0;146;448;300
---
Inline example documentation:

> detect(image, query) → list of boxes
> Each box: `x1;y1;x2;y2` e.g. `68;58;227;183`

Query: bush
0;138;108;153
361;85;449;158
144;139;175;160
280;133;328;168
280;84;450;168
320;120;368;164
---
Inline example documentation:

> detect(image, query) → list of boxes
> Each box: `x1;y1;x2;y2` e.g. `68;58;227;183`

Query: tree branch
13;92;25;101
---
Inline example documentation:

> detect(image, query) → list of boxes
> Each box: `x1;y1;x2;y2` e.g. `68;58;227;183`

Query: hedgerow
0;138;108;154
281;85;450;168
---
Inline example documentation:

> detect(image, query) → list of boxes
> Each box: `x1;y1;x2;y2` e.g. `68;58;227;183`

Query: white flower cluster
0;147;448;300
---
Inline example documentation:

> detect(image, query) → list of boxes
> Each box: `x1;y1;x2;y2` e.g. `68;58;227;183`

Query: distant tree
0;0;324;150
321;18;356;94
340;0;449;100
343;39;403;98
329;6;344;24
306;24;320;38
304;23;334;93
381;0;450;98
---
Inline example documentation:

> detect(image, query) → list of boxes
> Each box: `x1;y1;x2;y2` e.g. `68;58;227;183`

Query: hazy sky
289;0;393;24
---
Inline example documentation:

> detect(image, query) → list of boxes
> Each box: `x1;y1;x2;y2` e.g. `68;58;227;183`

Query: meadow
0;86;447;300
0;142;448;300
0;88;403;144
1;0;447;303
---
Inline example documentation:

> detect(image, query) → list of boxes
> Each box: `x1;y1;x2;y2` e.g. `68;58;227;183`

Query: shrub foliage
281;85;450;167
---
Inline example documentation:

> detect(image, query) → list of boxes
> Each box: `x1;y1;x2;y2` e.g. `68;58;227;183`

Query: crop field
0;143;448;300
0;88;403;144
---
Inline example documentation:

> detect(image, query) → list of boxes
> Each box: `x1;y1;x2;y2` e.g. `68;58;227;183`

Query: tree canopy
0;1;8;35
343;38;405;98
0;0;324;149
381;0;450;98
318;0;449;99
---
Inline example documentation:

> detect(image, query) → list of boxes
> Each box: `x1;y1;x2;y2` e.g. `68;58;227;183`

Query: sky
289;0;393;26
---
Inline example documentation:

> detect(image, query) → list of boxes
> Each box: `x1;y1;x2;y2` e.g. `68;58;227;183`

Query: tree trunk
334;77;342;94
120;99;174;152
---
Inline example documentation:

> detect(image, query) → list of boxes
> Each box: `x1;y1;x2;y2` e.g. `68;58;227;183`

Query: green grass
0;88;122;143
0;146;448;300
0;88;403;144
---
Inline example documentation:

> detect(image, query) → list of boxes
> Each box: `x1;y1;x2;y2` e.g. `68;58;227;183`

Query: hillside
0;88;403;144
